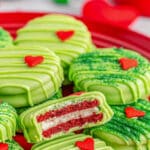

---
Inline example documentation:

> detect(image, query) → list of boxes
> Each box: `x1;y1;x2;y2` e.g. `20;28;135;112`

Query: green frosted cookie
19;92;113;143
0;28;13;48
16;88;63;115
0;140;23;150
15;14;93;80
0;102;18;142
69;48;150;105
32;133;114;150
0;46;64;108
85;99;150;150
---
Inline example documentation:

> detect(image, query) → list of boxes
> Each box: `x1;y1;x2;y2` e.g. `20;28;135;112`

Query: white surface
0;0;85;15
0;0;150;37
129;17;150;37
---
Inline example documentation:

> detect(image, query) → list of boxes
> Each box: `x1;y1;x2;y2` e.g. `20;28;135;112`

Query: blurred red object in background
14;134;33;150
83;0;139;28
114;0;150;16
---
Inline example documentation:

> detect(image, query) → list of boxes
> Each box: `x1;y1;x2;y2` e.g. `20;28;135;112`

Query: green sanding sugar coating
0;102;18;142
32;133;114;150
85;99;150;150
69;48;150;105
0;46;64;108
0;28;13;48
6;140;23;150
15;14;93;80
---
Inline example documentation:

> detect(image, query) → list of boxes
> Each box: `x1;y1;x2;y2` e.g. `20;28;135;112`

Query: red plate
0;12;150;149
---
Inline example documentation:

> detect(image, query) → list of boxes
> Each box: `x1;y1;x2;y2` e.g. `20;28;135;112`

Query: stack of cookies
0;14;149;150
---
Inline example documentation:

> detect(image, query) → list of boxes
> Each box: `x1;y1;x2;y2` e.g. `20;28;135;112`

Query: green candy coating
0;28;13;48
15;14;93;80
16;88;63;115
85;99;150;150
32;133;114;150
0;46;64;108
19;92;113;143
6;140;23;150
0;102;18;142
69;48;150;105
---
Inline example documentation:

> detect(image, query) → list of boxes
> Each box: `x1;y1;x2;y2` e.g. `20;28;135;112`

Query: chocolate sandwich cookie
19;92;113;143
69;48;150;105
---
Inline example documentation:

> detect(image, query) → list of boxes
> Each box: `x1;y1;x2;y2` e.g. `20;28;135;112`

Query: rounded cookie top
0;46;64;108
15;14;93;77
69;48;150;105
0;28;13;48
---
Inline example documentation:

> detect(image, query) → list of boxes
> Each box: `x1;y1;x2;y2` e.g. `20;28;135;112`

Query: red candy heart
56;30;74;41
75;137;94;150
83;0;139;27
24;55;44;67
119;58;138;70
0;143;8;150
125;106;145;118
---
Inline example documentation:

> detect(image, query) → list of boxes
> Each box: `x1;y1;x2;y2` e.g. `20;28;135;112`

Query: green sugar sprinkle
88;99;150;143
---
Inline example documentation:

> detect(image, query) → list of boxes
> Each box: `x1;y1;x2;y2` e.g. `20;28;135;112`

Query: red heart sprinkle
56;30;75;41
119;58;138;70
75;137;94;150
24;55;44;67
0;143;8;150
125;106;145;118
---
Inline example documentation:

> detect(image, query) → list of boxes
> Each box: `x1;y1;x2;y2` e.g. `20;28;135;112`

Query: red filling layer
42;113;103;138
37;99;99;122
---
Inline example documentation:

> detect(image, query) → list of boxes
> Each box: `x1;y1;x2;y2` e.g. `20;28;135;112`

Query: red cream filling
42;113;103;138
37;99;99;122
36;99;103;138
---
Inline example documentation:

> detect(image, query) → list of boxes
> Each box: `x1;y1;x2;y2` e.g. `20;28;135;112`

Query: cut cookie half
19;92;113;143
